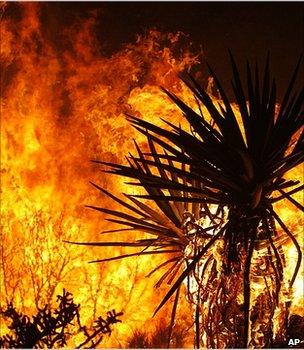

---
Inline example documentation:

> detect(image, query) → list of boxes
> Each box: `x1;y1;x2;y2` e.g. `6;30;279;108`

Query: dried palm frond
67;53;303;348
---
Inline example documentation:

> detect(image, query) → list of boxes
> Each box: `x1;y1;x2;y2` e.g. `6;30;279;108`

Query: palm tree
70;54;303;348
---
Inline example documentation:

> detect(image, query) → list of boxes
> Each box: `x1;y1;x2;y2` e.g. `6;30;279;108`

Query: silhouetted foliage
127;323;186;348
0;289;122;349
72;54;303;348
128;330;150;349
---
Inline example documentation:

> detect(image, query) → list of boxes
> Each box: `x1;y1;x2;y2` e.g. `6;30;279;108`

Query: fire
0;3;302;348
0;3;196;346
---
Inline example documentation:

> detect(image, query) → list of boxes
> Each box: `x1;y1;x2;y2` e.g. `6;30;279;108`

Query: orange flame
1;3;302;347
1;4;197;346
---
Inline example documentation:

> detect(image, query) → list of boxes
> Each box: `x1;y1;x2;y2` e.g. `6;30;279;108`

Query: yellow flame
0;4;302;347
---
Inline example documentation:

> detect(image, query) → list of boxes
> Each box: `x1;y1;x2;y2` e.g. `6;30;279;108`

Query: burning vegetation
1;2;303;349
0;289;122;348
80;53;303;348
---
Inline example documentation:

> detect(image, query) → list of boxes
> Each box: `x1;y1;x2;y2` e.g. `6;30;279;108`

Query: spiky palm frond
68;54;303;348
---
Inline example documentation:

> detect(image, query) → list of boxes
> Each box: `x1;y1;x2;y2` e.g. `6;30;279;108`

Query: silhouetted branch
0;289;122;349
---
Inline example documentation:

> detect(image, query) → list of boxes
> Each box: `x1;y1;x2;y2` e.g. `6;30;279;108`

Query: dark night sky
13;2;304;99
101;2;304;95
42;2;304;99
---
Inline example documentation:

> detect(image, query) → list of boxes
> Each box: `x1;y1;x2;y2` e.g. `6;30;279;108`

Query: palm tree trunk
189;213;285;348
